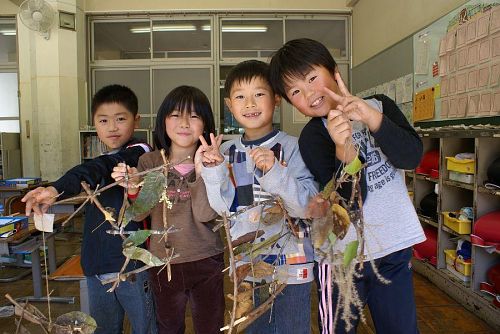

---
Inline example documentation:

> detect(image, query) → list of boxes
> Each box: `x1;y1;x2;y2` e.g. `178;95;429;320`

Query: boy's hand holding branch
111;163;140;196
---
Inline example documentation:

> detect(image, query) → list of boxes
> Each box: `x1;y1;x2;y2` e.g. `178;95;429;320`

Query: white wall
0;1;18;15
83;0;350;12
352;0;468;66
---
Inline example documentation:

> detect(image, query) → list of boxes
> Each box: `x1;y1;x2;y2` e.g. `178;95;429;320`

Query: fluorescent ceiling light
0;29;16;36
202;25;268;33
130;24;196;33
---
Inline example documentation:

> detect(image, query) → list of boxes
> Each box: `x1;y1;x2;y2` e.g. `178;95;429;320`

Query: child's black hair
91;84;138;118
224;60;273;97
154;85;215;151
269;38;337;103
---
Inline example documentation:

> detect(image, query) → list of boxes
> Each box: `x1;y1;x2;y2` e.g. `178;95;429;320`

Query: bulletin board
413;0;500;124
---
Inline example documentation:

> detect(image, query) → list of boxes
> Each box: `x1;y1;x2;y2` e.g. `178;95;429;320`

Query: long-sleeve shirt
134;150;223;264
51;138;151;276
201;131;318;284
299;95;425;261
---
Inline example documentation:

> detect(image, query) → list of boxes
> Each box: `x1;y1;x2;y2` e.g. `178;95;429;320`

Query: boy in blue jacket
269;38;425;334
22;85;155;334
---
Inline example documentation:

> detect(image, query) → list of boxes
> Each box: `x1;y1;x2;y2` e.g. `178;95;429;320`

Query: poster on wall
413;0;500;123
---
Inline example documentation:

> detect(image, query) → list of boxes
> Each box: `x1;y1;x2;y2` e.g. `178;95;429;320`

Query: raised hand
197;133;224;172
249;147;276;174
324;72;382;132
21;186;59;216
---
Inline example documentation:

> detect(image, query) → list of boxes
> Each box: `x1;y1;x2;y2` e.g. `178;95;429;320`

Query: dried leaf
343;240;359;268
232;230;265;248
234;233;282;261
250;261;274;278
227;282;253;302
262;212;283;225
123;171;166;227
54;311;97;334
123;246;165;267
311;215;333;249
235;263;252;285
307;194;330;218
331;203;350;240
264;205;283;214
123;230;153;248
234;282;253;318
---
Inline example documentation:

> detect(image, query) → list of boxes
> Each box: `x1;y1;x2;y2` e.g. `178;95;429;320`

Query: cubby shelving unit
409;128;500;331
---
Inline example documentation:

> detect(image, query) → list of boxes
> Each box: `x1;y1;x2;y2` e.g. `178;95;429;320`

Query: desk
0;182;48;207
0;213;75;303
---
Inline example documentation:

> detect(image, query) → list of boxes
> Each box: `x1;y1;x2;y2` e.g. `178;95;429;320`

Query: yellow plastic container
445;157;475;174
442;212;471;234
444;249;472;276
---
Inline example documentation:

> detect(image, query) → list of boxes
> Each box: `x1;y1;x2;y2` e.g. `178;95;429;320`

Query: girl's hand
324;72;383;132
249;147;276;174
197;134;224;172
111;163;140;194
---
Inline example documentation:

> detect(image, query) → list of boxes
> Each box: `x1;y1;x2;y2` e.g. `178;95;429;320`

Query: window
152;18;212;59
0;18;19;133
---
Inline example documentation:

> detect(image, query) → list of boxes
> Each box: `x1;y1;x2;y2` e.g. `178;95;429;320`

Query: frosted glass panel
285;19;348;59
93;21;150;60
0;21;16;63
153;20;211;59
93;69;151;117
152;68;212;114
0;72;19;118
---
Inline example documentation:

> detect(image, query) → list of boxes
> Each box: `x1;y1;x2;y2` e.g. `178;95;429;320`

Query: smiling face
285;65;341;118
225;76;280;140
164;109;205;153
94;102;140;151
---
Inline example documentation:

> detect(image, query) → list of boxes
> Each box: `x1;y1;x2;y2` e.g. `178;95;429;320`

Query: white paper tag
34;213;55;232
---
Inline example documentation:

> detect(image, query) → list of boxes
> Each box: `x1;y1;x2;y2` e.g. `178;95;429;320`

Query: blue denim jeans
87;270;157;334
245;281;312;334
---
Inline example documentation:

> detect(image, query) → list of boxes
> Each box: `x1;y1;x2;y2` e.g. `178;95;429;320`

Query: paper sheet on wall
34;213;55;232
386;81;396;101
415;39;430;75
402;73;414;103
413;87;435;122
396;76;405;104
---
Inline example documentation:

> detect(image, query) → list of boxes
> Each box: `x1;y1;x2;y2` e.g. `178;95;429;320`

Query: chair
4;194;26;216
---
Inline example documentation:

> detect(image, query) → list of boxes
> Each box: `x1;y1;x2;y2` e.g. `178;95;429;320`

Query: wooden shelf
477;186;500;197
443;179;474;191
415;173;439;183
418;214;438;228
441;225;471;241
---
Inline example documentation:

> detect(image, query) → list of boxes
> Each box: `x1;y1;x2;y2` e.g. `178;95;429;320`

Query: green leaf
321;177;335;199
123;171;166;227
328;232;337;245
344;156;362;176
123;230;153;248
343;240;359;268
123;246;165;267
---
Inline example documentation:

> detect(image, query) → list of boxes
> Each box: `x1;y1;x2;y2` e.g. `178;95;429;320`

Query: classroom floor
0;219;496;334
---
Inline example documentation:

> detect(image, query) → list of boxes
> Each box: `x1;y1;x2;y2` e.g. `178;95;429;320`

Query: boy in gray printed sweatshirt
200;60;318;334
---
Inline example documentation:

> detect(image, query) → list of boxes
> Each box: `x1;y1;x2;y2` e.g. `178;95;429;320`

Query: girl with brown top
112;86;225;334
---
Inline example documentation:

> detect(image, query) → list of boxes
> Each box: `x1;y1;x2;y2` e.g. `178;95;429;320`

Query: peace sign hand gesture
195;133;224;176
325;72;382;132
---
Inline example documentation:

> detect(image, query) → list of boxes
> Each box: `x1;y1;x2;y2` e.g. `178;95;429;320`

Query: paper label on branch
34;213;55;232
